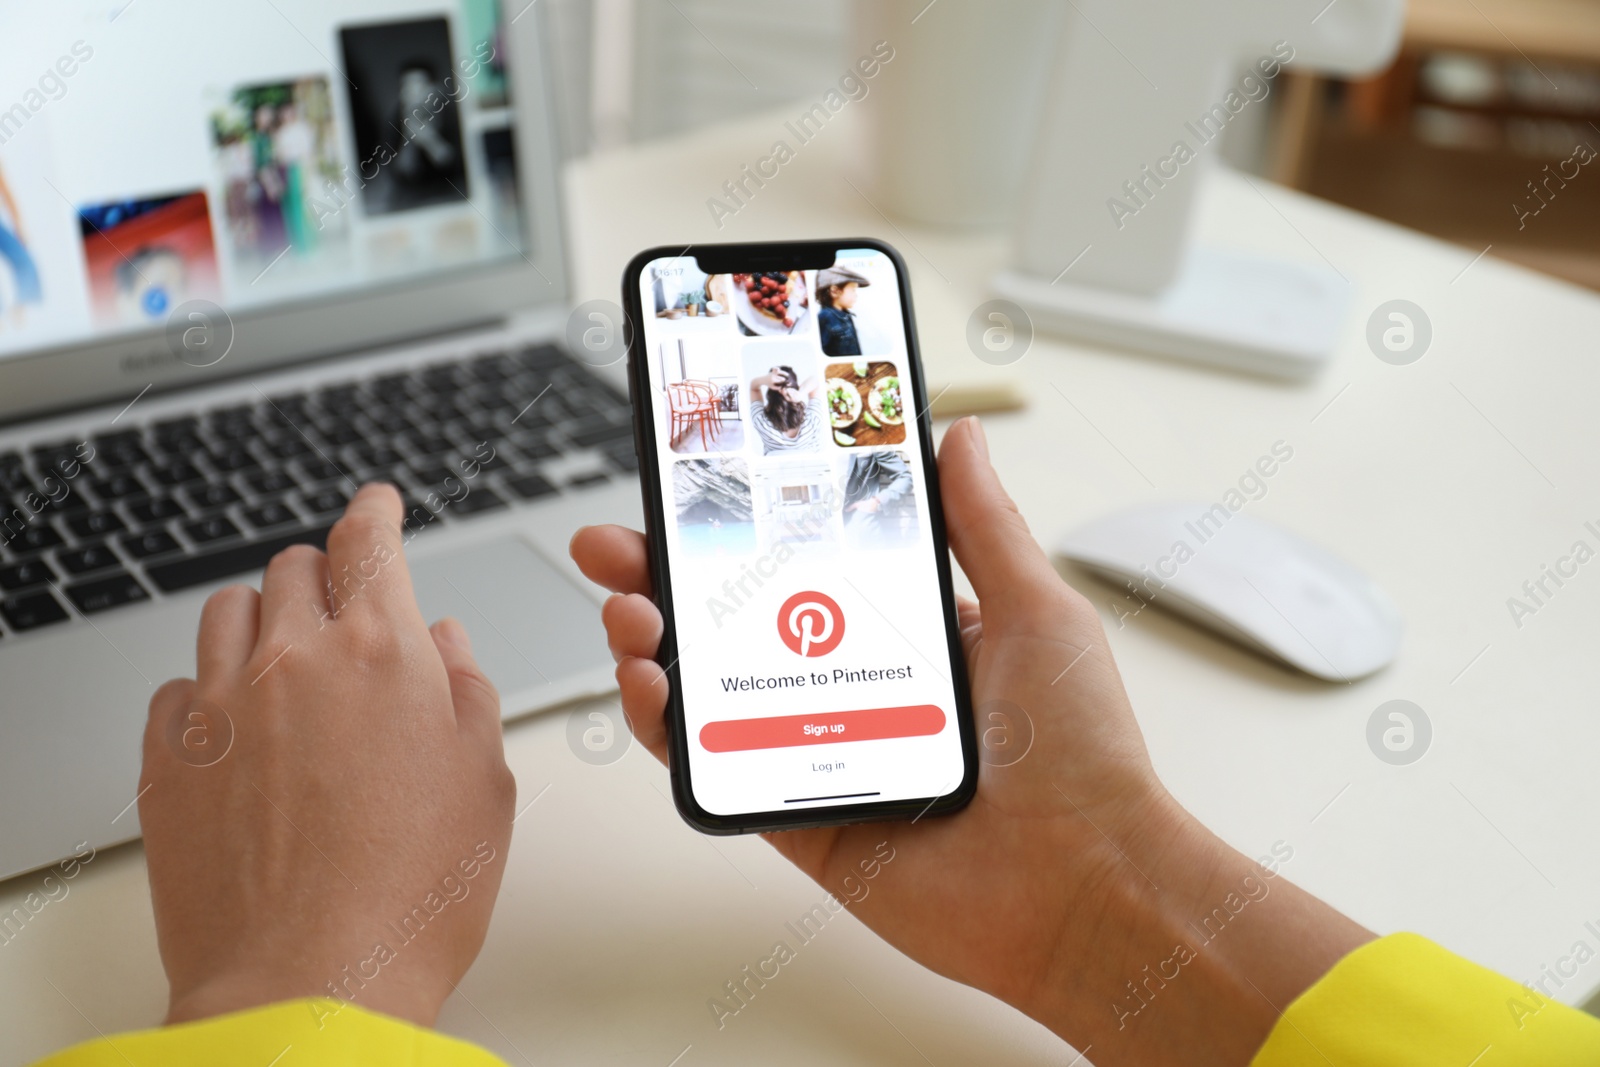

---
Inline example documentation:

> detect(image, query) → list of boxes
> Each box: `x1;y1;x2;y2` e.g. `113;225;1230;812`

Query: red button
699;705;946;753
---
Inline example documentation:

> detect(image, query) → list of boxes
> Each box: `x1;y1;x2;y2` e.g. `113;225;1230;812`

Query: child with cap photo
816;263;870;357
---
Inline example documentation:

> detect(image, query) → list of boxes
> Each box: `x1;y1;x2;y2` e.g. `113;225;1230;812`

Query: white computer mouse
1058;502;1402;681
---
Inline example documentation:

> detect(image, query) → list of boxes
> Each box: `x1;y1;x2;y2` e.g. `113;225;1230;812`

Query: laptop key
68;510;127;538
504;473;557;500
476;392;525;417
245;468;297;496
185;515;242;544
119;529;181;560
298;458;345;483
262;392;310;419
89;472;149;500
209;410;258;441
469;446;510;472
318;423;364;446
371;373;413;399
318;383;360;407
0;557;57;591
150;460;205;486
447;423;493;448
471;357;514;383
567;471;610;489
349;443;404;469
517;344;568;370
32;441;88;477
153;430;206;458
92;433;150;468
183;483;242;510
421;365;464;391
406;432;454;457
152;417;203;447
58;542;120;575
153;416;199;439
355;399;403;426
384;411;426;437
6;522;64;554
509;433;558;460
450;487;509;515
64;572;150;615
399;499;440;534
24;483;91;514
146;524;334;592
93;430;142;450
567;421;634;449
0;452;27;492
243;502;298;530
1;590;70;631
301;488;348;516
432;397;475;423
207;446;259;472
130;496;187;525
409;464;457;489
268;435;313;459
357;468;406;493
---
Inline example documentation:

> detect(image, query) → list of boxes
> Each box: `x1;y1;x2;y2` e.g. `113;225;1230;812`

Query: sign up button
699;705;946;753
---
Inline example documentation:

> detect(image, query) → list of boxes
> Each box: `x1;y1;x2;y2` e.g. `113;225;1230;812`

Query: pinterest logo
778;590;845;658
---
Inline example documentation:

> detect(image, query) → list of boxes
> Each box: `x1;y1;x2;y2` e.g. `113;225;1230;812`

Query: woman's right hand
572;417;1371;1066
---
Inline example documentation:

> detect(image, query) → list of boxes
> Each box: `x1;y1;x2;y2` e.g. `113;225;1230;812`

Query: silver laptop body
0;1;633;880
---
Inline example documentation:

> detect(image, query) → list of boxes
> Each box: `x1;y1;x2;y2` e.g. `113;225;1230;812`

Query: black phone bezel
620;237;978;835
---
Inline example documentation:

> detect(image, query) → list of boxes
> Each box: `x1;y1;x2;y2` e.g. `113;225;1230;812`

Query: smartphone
621;239;978;834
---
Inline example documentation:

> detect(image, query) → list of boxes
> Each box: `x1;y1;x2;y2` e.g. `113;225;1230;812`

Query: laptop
0;1;636;880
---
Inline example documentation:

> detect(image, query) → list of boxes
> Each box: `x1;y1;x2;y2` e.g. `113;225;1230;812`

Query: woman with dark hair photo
748;364;823;453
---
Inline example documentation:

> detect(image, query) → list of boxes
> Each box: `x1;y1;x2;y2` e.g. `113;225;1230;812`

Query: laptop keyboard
0;344;637;637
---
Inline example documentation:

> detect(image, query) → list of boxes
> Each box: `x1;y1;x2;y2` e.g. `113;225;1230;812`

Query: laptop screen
0;0;528;362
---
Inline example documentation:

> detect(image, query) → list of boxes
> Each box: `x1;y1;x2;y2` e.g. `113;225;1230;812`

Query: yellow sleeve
30;998;508;1067
1253;932;1600;1066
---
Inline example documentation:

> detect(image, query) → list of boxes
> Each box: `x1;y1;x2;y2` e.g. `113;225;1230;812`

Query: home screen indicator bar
783;791;882;804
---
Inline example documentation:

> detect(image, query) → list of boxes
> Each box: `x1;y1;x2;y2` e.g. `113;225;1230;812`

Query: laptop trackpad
409;536;611;705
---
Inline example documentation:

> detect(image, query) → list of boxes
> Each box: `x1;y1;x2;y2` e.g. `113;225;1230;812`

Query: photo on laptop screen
0;0;529;360
207;76;350;284
339;17;471;217
78;190;223;327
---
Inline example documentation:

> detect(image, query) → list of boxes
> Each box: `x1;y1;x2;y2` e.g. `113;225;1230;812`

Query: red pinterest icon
777;590;845;657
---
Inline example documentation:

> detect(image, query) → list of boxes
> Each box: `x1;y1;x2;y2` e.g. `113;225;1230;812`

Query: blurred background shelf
1272;0;1600;290
549;0;1600;289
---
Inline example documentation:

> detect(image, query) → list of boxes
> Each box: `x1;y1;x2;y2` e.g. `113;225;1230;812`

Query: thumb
937;417;1071;627
430;618;502;742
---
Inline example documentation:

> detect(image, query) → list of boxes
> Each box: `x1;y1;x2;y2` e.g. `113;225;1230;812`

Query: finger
601;593;663;663
323;483;421;627
196;585;260;684
430;618;503;744
938;417;1070;625
570;525;653;597
615;655;668;763
142;677;197;772
257;542;332;644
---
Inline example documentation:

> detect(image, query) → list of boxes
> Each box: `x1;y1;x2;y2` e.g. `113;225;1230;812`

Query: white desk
5;107;1600;1066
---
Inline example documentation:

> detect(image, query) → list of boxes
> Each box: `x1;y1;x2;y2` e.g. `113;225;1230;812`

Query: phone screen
633;246;970;824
